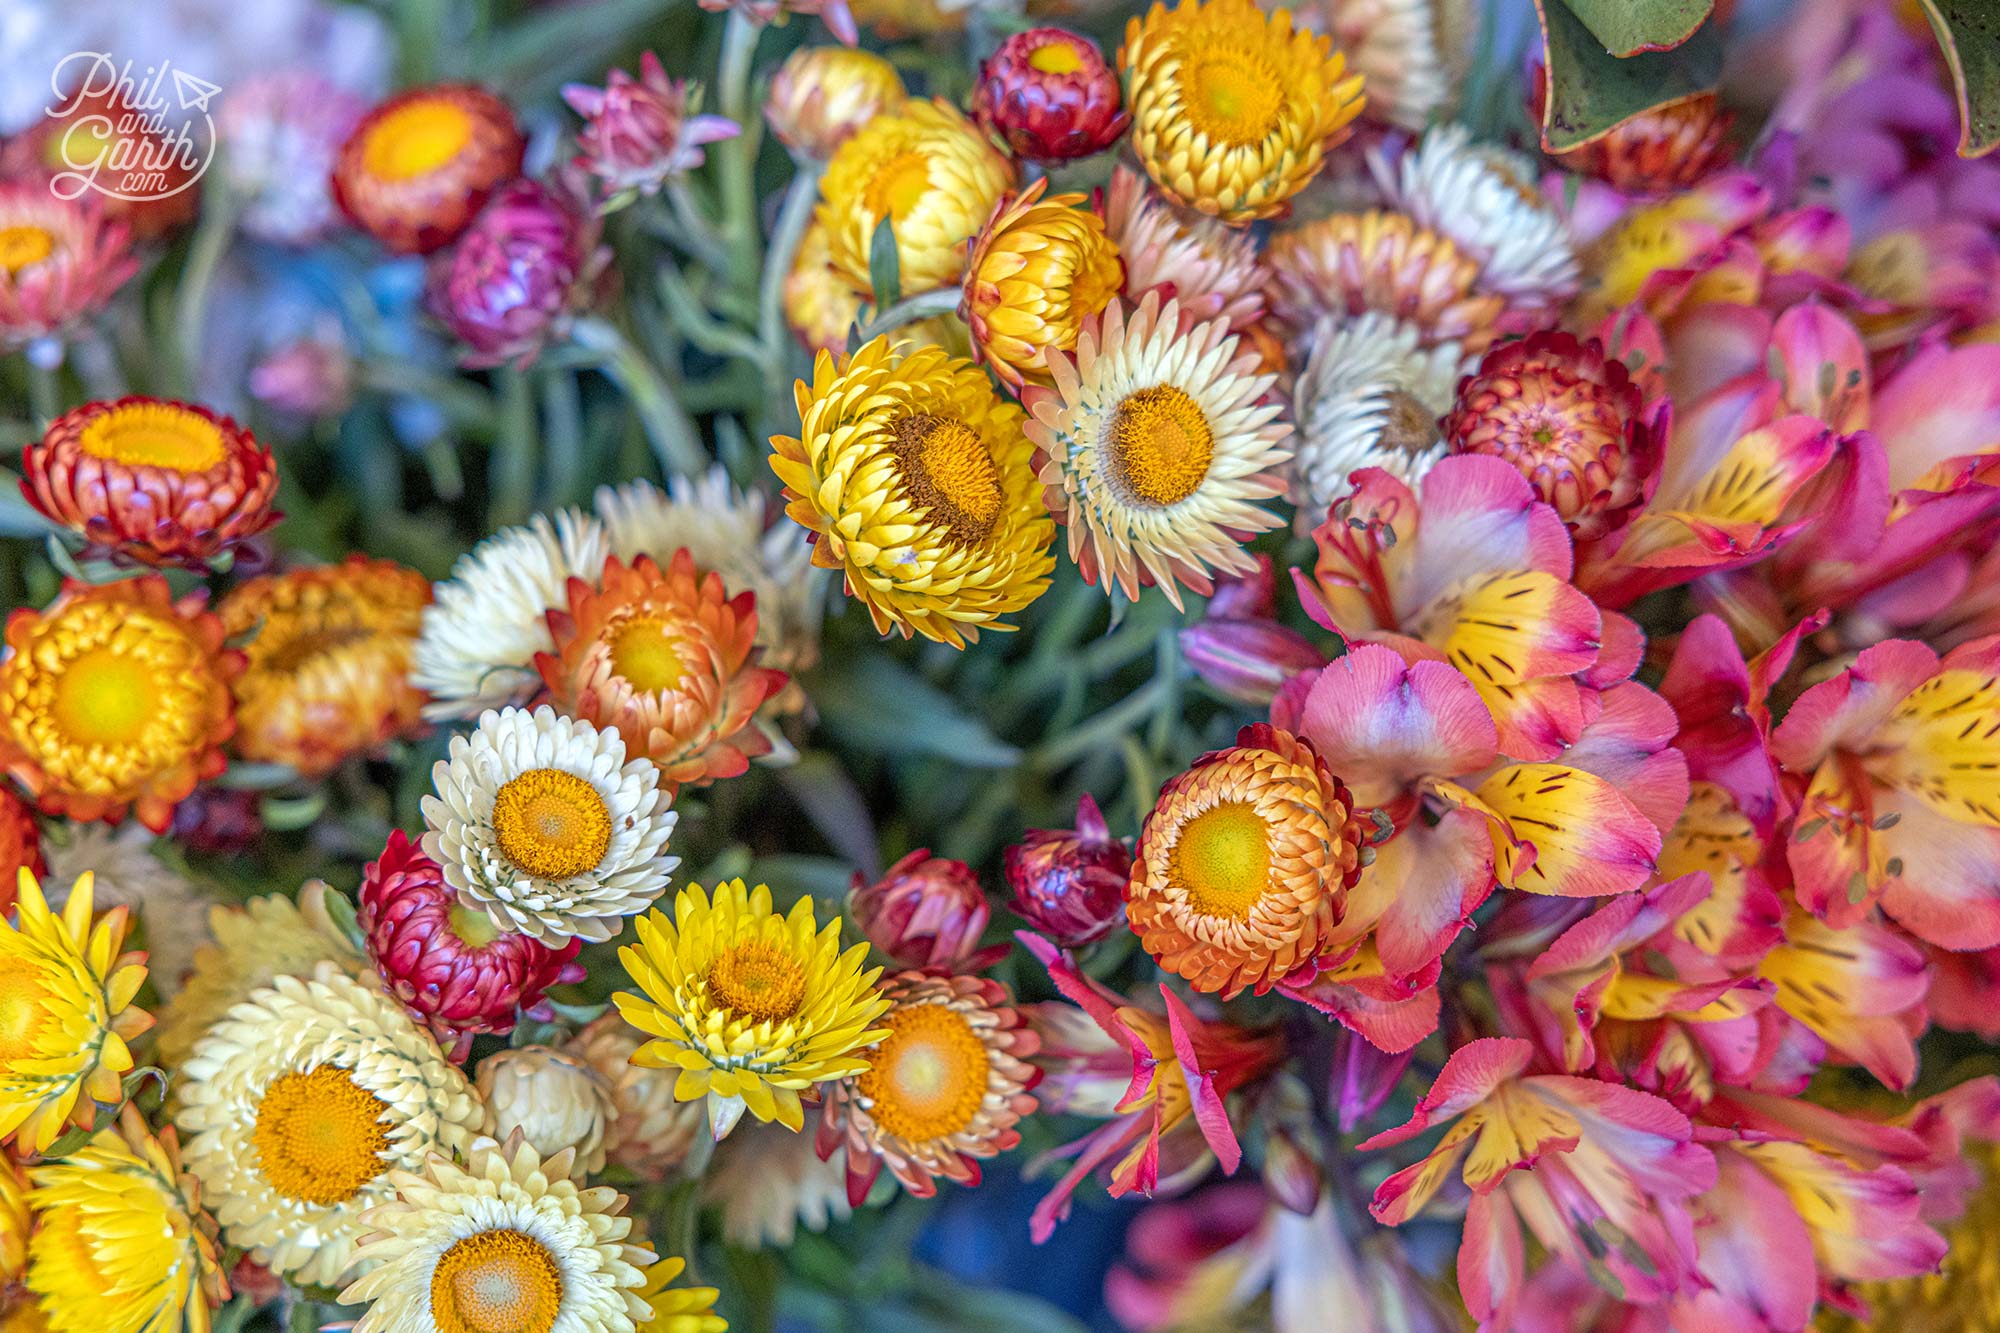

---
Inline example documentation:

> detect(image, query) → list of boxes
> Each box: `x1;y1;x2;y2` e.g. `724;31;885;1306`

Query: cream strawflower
593;470;826;709
1374;124;1580;304
702;1120;853;1248
1023;294;1290;608
422;705;678;945
1290;312;1468;521
155;881;365;1069
566;1014;706;1180
412;509;610;722
340;1136;654;1333
1282;0;1454;131
42;822;209;1000
172;965;486;1288
476;1046;616;1175
1102;165;1265;331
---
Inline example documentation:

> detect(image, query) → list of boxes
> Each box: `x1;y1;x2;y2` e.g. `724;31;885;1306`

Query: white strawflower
476;1046;616;1175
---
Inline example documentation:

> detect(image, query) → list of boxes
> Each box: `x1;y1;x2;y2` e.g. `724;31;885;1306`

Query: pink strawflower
0;181;137;350
216;71;366;246
426;176;603;369
562;51;741;200
849;848;1007;972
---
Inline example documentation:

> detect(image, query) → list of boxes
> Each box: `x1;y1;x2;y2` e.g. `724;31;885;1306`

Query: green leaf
868;216;902;311
807;655;1020;768
1559;0;1712;57
259;790;329;831
318;887;369;954
541;997;609;1026
1918;1;2000;157
1535;0;1722;152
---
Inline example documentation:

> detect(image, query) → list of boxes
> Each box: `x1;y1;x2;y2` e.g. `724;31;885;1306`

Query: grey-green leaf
868;216;901;310
1560;0;1712;57
808;655;1020;768
1536;0;1723;153
1919;0;2000;157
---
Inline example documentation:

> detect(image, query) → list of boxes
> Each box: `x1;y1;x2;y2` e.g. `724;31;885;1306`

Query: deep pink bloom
562;51;740;199
0;181;137;350
848;848;1007;972
426;177;602;369
1002;794;1132;948
973;28;1129;164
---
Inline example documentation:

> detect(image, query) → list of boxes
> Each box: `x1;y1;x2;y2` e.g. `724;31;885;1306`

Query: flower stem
24;357;61;426
715;11;764;288
851;287;961;342
171;185;242;396
570;316;708;477
759;162;822;378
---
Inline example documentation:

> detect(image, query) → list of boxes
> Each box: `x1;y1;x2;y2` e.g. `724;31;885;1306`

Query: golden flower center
491;768;613;881
1182;48;1283;147
855;1001;991;1144
890;413;1005;545
864;151;933;222
1168;801;1273;920
251;1064;392;1205
707;938;807;1022
1028;41;1085;75
1106;384;1215;507
78;402;226;473
0;225;54;275
363;99;476;181
608;615;689;693
0;967;53;1064
51;645;157;748
431;1229;565;1333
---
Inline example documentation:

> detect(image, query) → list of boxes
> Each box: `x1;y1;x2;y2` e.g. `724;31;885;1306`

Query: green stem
661;181;731;272
171;187;241;395
760;163;821;372
25;357;61;425
715;11;764;285
657;263;767;364
851;287;961;343
491;369;536;528
570;316;707;477
1029;678;1171;772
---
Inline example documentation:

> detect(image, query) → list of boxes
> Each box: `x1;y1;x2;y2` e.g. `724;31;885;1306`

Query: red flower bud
849;849;1007;972
1002;794;1132;947
973;28;1128;164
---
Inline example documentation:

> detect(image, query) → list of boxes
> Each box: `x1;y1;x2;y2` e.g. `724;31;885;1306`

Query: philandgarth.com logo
43;52;221;203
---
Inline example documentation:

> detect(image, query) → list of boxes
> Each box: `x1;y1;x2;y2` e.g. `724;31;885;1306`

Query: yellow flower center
864;150;933;221
490;768;613;881
78;401;226;473
1169;801;1272;919
891;413;1005;545
0;225;54;275
1182;47;1283;147
707;938;807;1022
855;1001;990;1143
0;967;53;1064
251;1064;391;1205
1107;384;1215;507
608;615;689;693
1028;41;1084;75
51;645;157;748
362;99;476;182
430;1229;565;1333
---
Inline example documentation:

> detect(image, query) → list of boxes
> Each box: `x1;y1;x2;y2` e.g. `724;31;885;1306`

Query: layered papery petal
1287;645;1499;808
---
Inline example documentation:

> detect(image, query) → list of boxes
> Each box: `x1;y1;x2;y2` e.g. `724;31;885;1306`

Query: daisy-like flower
962;181;1125;393
1375;124;1580;305
332;83;526;255
219;556;431;777
972;27;1130;164
411;508;610;722
818;971;1040;1203
1290;312;1469;518
766;46;905;162
172;965;486;1288
614;879;892;1138
1128;723;1370;998
701;1119;854;1246
477;1046;617;1176
422;706;678;946
0;576;240;832
1283;0;1455;131
637;1258;726;1333
563;52;740;200
1023;294;1290;609
770;338;1056;647
1118;0;1365;224
1262;211;1506;353
0;180;137;349
339;1136;654;1333
784;218;867;356
155;882;364;1069
815;99;1015;298
1101;165;1265;331
43;823;208;1000
566;1014;707;1180
24;1106;227;1333
0;870;149;1153
594;471;825;693
22;396;279;570
0;1153;25;1290
536;551;787;792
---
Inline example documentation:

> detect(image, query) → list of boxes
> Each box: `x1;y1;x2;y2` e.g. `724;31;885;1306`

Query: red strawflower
0;783;42;916
849;849;1008;972
1002;793;1133;947
973;28;1129;164
358;830;585;1060
332;84;525;255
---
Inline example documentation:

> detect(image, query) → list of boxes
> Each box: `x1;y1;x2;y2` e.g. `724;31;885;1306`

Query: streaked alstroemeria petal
1756;909;1928;1089
1875;789;2000;950
1475;762;1662;898
1872;340;2000;491
1346;809;1494;978
1293;646;1498;807
1771;637;1939;771
1359;1037;1534;1154
1560;682;1690;837
1769;302;1870;434
1734;1140;1945;1284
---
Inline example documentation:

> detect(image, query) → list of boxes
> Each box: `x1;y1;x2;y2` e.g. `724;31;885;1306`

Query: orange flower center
1168;801;1272;919
0;967;53;1064
430;1229;564;1333
707;938;806;1022
490;768;612;881
78;402;226;473
251;1064;391;1205
855;1000;990;1143
1107;384;1214;507
363;99;476;182
1028;41;1085;75
0;225;54;275
51;645;157;748
608;615;690;693
1182;46;1283;147
891;413;1004;545
864;151;932;221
